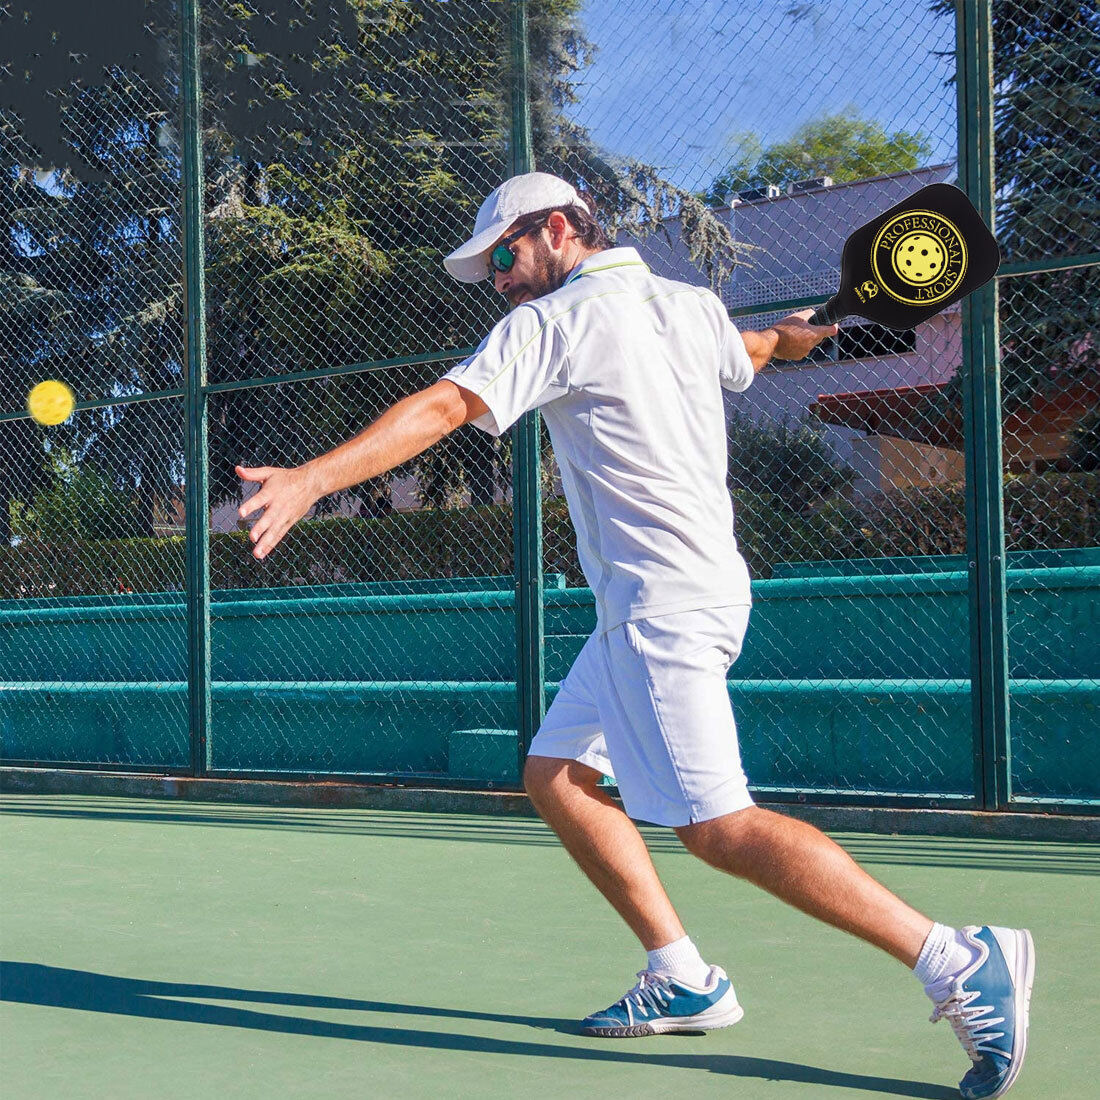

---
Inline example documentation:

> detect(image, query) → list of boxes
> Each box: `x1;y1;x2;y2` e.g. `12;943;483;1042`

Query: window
836;324;916;362
758;322;915;370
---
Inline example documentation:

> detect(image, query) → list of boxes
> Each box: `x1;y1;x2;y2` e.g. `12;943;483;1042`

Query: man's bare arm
237;380;489;560
740;309;839;370
302;380;488;497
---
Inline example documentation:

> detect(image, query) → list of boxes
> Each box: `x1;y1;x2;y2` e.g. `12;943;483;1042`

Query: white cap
443;171;590;283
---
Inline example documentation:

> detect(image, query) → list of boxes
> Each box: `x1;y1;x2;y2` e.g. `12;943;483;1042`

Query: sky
568;0;958;193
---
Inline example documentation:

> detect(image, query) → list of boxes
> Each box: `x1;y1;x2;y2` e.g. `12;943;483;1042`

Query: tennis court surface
2;795;1095;1099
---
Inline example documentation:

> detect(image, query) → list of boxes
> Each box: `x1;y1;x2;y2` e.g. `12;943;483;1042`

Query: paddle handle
809;296;843;326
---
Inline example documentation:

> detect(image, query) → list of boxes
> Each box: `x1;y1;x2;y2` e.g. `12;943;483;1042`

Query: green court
2;795;1095;1099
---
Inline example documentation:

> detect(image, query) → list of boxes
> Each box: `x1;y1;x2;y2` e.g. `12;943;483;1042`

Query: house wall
628;166;965;495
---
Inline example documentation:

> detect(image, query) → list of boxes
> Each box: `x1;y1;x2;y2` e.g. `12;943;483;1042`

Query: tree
197;0;519;512
929;0;1099;409
0;268;74;545
4;1;759;563
199;0;754;512
726;411;852;513
0;6;186;541
705;108;932;206
12;447;137;543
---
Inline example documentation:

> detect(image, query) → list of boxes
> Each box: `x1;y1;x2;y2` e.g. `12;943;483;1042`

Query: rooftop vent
737;184;782;202
788;176;834;194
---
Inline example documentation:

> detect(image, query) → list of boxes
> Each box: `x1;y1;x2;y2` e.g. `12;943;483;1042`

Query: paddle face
811;183;1001;330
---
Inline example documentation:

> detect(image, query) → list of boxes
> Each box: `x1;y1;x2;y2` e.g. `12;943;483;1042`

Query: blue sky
569;0;958;192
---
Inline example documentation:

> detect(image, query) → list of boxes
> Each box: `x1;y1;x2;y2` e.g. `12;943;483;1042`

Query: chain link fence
988;0;1100;805
0;0;1096;809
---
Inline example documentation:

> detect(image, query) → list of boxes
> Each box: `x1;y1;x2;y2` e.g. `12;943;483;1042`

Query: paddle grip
809;297;841;326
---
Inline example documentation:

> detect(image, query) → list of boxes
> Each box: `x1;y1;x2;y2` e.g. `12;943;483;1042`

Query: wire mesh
0;2;189;768
197;1;520;780
0;0;1095;806
207;372;518;780
989;0;1100;804
0;399;190;767
200;0;508;387
0;2;185;406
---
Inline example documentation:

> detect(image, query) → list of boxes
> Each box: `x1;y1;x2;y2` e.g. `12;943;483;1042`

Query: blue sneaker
930;926;1036;1099
581;965;743;1037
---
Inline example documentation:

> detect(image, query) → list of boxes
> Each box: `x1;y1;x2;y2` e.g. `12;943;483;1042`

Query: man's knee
675;804;766;867
522;754;558;800
523;755;604;803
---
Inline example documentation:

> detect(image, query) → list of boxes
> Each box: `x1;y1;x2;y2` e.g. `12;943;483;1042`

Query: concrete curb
3;767;1097;841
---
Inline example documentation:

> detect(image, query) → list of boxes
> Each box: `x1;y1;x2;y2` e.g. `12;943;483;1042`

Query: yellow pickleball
27;380;76;426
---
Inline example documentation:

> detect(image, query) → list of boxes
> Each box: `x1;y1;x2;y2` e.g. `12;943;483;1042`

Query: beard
505;236;570;308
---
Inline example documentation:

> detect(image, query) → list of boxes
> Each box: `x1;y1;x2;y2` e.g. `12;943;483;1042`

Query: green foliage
11;449;137;543
0;533;186;600
735;473;1100;578
979;0;1097;264
2;473;1095;597
3;1;1093;561
1;0;759;534
0;63;184;540
706;109;932;205
726;412;852;513
198;0;755;510
929;0;1099;408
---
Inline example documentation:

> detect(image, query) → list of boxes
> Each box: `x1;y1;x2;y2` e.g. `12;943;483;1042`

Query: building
628;163;1091;496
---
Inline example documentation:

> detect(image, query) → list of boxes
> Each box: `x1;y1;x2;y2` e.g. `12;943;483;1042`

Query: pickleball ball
27;380;76;426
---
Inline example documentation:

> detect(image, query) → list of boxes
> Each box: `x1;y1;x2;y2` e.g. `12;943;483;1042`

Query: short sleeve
718;318;755;393
441;305;569;437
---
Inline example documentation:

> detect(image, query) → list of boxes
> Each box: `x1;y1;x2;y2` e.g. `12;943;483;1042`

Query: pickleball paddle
810;183;1000;330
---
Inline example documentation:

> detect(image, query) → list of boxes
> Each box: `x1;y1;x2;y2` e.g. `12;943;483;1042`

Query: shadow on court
3;795;1099;875
1;962;956;1098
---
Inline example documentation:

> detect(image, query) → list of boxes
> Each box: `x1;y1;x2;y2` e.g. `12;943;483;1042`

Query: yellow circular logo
871;210;967;306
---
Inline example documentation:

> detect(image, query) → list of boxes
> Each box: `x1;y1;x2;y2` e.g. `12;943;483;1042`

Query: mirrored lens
490;244;515;273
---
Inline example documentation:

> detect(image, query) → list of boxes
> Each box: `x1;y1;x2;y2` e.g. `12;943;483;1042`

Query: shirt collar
563;246;649;286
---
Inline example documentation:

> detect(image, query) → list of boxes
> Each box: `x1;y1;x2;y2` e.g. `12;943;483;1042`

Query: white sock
913;923;979;1001
646;935;712;988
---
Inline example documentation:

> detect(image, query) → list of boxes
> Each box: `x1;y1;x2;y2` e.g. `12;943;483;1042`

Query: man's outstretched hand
236;463;322;560
740;308;839;370
770;308;839;361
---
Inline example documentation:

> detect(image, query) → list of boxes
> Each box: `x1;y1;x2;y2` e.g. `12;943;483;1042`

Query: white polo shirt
442;247;755;632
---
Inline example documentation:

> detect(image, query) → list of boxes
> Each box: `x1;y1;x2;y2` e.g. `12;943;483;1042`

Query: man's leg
525;753;744;1037
526;755;932;968
675;805;932;966
676;805;1036;1100
523;754;685;951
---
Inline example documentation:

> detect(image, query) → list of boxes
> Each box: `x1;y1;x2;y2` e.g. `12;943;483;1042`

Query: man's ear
546;210;570;249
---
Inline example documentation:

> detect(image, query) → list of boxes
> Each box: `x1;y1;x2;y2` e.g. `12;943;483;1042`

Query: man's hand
769;308;839;361
236;463;322;560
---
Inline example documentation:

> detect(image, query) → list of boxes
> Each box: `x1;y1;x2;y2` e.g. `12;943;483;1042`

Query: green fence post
179;0;212;776
509;0;545;775
956;0;1010;809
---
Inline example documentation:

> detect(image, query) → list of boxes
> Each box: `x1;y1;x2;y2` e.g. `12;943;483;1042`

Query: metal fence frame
2;0;1096;814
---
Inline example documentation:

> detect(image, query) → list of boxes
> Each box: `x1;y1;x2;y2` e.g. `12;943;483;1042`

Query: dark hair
520;197;610;251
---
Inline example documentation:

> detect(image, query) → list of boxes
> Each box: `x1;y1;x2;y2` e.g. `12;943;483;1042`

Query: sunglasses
488;221;546;276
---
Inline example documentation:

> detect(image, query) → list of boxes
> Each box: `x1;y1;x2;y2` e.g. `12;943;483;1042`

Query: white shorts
528;604;754;827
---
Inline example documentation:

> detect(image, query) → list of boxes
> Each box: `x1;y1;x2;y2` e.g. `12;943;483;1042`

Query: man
237;172;1034;1100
